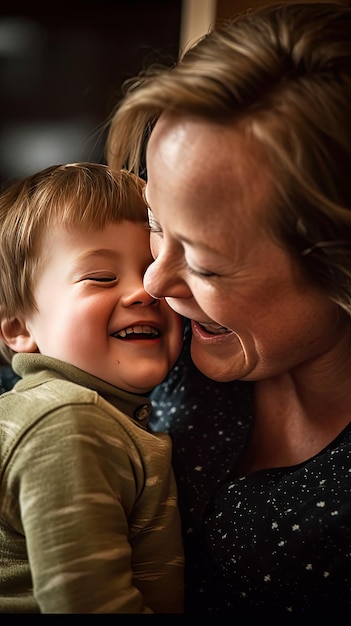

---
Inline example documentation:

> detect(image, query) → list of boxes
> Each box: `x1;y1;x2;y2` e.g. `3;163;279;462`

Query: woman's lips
197;322;230;334
191;320;233;344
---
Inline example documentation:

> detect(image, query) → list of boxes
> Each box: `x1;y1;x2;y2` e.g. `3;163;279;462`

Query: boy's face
24;220;183;393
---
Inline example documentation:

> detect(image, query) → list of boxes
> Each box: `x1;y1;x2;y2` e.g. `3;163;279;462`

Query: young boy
0;163;184;614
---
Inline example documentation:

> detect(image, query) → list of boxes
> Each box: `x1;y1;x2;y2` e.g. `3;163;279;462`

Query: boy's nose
121;283;158;307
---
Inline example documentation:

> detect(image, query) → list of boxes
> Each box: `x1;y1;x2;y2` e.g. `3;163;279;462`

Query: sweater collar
12;352;152;424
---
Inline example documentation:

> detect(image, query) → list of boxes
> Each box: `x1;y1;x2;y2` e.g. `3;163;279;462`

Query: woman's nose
143;255;192;300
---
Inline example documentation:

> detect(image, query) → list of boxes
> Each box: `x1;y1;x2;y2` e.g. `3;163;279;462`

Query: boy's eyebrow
78;248;119;257
74;248;121;265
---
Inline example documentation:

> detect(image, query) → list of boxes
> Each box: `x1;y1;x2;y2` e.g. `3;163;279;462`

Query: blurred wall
0;0;182;186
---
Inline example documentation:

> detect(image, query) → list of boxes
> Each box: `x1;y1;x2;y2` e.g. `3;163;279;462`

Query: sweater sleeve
4;404;154;614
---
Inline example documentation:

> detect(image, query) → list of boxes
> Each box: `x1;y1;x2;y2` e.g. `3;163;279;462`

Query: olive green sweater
0;353;184;614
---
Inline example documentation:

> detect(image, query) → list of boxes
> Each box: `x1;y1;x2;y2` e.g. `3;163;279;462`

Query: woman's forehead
146;115;275;226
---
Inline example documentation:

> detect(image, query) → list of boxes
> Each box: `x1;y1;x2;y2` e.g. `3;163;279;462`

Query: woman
106;2;351;618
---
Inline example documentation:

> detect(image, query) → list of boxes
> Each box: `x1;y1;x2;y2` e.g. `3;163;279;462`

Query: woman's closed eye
185;254;219;278
187;265;218;278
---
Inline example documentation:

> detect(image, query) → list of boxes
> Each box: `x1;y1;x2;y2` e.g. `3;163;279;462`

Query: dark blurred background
2;0;345;188
0;0;182;187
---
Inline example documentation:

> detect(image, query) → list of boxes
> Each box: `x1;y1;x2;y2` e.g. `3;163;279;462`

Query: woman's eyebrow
176;234;220;254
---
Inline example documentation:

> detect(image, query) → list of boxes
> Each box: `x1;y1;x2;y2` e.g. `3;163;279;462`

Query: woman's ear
0;317;38;353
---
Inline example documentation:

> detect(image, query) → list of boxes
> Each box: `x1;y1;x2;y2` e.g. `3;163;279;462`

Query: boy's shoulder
0;371;107;479
0;371;99;440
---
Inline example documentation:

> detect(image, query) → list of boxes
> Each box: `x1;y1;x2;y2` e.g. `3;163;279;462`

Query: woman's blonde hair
106;2;351;314
0;163;146;361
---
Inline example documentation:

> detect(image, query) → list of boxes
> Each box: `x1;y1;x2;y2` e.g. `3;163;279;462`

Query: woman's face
143;114;340;382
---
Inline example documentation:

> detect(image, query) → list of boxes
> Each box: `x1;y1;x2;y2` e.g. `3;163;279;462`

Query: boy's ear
0;317;38;353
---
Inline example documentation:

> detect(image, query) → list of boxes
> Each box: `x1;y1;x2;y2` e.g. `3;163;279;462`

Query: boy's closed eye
85;276;117;282
78;272;118;284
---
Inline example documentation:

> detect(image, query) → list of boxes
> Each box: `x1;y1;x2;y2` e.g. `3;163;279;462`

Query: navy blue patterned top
150;323;351;619
0;365;20;394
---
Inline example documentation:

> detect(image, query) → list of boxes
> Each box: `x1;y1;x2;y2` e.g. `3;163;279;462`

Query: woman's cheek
149;232;161;259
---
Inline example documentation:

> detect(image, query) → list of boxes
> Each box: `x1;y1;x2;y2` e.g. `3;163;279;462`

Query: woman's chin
190;338;246;382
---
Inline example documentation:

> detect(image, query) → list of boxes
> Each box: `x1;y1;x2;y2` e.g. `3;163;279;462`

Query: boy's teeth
116;325;158;338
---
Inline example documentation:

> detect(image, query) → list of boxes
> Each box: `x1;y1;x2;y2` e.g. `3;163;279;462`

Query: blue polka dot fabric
0;365;20;394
